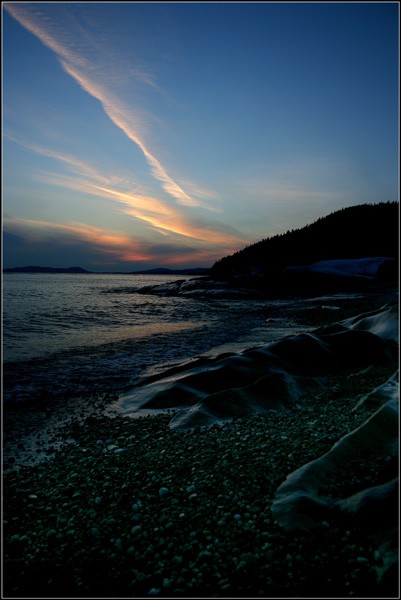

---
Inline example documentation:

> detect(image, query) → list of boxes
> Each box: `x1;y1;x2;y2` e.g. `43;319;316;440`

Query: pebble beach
3;286;399;598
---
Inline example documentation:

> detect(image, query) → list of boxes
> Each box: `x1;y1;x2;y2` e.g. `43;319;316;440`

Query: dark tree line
210;202;399;284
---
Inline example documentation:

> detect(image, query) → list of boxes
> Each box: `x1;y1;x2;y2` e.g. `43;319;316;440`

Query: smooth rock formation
271;395;398;530
269;303;399;578
115;303;398;430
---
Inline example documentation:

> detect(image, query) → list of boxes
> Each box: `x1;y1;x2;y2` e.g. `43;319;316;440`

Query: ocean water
2;273;281;406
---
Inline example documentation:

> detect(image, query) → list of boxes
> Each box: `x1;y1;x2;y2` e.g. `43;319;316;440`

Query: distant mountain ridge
210;202;399;288
129;267;210;276
3;265;210;276
3;266;91;274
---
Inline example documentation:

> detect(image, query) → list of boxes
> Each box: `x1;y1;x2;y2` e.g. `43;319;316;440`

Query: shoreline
2;285;399;598
3;286;397;472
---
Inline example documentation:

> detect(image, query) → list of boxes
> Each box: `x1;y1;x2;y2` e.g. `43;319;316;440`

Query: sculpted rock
354;370;399;410
136;277;264;299
270;388;399;578
271;395;398;530
114;303;398;429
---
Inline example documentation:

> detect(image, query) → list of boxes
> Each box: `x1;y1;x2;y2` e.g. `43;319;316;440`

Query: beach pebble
131;525;142;535
115;538;123;551
148;588;161;596
159;487;169;497
163;578;171;589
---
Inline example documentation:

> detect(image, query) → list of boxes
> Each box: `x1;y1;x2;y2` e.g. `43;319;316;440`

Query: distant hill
3;265;210;276
3;266;91;274
129;267;210;276
210;202;399;292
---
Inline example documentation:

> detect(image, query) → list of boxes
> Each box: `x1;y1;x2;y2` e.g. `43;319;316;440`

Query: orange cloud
3;216;152;262
90;184;245;247
22;163;246;249
16;153;246;252
4;214;243;268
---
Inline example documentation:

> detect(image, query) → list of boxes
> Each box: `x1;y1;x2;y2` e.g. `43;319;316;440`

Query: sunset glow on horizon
3;2;398;271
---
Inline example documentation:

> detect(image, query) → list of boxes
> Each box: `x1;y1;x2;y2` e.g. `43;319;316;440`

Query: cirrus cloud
5;2;216;209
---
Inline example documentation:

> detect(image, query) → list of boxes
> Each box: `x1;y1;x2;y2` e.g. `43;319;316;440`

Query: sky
2;2;399;272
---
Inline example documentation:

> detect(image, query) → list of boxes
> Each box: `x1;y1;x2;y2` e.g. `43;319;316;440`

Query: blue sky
2;2;399;271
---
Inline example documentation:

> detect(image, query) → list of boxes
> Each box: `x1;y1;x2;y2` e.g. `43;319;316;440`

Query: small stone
148;588;161;596
115;538;123;550
159;487;169;497
131;525;142;535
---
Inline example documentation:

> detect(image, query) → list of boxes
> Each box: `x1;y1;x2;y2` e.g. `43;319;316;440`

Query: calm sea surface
3;273;213;362
2;273;276;405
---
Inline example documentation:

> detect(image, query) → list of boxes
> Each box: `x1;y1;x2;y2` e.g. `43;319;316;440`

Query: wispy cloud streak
5;3;89;68
6;133;244;248
60;61;196;206
5;3;209;208
5;132;114;185
91;185;243;246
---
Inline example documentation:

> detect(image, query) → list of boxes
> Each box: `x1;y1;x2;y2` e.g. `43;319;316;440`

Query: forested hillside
210;202;399;286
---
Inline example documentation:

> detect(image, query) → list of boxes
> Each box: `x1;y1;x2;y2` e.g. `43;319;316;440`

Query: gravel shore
3;286;399;598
